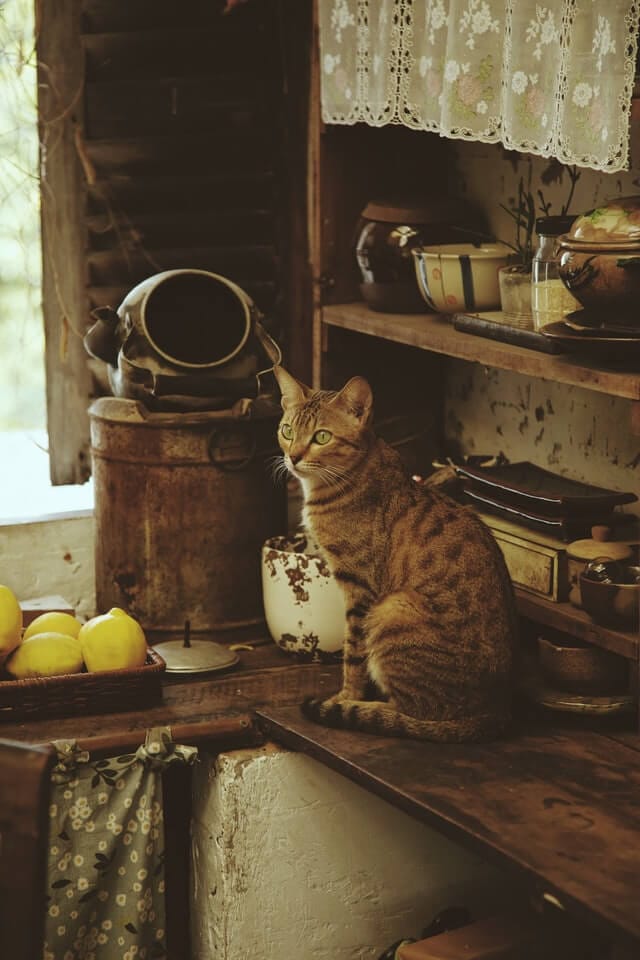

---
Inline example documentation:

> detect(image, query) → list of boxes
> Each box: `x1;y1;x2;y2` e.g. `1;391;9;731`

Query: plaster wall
0;511;95;618
445;142;640;512
190;745;513;960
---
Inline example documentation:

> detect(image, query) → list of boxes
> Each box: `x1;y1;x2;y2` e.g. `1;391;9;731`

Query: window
0;0;93;518
3;0;311;509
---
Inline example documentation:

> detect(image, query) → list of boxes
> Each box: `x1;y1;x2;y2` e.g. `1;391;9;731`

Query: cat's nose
290;452;302;465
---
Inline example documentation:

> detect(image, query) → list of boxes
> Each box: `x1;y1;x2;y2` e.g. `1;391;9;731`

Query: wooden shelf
323;303;640;402
514;588;638;661
322;301;639;660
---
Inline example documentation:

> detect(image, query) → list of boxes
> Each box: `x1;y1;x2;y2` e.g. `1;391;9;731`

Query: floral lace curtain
44;728;198;960
319;0;640;172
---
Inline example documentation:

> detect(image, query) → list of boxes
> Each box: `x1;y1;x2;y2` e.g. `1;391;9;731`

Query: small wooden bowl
537;635;628;695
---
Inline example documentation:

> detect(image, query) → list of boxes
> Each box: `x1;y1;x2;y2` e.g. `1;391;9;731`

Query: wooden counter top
2;638;639;949
256;705;640;949
0;638;341;752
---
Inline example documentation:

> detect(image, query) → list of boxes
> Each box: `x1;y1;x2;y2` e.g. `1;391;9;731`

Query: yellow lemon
23;611;82;642
79;607;147;672
5;632;84;679
0;584;23;662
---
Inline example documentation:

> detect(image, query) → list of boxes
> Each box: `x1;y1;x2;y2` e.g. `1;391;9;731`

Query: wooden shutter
37;0;312;484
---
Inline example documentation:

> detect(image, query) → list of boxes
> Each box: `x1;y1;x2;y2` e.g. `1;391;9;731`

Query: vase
498;264;533;330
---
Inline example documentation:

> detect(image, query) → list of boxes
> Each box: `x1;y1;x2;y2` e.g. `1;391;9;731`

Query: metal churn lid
153;623;239;675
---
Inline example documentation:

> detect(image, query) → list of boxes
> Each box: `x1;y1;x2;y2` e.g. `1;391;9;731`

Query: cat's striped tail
301;696;509;743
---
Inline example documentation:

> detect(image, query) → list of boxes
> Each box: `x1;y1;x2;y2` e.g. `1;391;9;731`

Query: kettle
85;269;281;412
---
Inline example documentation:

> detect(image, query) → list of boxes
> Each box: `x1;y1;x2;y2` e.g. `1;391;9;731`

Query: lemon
5;632;84;679
0;584;23;663
23;611;82;642
79;607;147;672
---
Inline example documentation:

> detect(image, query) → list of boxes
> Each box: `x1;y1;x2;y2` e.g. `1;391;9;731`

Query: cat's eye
281;423;293;441
313;429;332;445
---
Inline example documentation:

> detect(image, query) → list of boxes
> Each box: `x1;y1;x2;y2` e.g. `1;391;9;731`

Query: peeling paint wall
0;512;95;617
449;140;640;254
191;745;515;960
444;142;640;513
445;363;640;516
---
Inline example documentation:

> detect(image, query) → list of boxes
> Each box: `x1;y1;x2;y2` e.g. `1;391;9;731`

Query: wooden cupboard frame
306;23;640;707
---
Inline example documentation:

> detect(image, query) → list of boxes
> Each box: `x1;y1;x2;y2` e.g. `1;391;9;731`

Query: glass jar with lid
531;215;580;331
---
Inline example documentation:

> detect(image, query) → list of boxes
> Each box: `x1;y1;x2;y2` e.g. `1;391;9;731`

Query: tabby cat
274;365;517;742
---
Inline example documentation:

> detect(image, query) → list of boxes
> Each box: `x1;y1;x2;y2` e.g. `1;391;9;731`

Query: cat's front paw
301;693;349;725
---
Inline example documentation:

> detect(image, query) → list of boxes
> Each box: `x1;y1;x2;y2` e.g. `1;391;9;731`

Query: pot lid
362;196;468;225
152;638;239;674
567;525;633;562
561;195;640;247
535;215;576;237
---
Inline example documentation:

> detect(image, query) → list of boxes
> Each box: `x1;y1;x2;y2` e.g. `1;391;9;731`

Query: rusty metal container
89;396;286;634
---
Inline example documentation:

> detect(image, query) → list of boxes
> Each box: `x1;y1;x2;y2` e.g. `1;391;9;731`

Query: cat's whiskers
307;462;351;492
266;454;290;485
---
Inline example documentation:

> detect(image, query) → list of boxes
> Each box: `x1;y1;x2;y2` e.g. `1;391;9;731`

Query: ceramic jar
261;534;345;661
556;195;640;328
580;560;640;630
355;198;481;313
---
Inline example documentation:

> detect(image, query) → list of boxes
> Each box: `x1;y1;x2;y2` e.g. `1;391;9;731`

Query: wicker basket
0;649;166;722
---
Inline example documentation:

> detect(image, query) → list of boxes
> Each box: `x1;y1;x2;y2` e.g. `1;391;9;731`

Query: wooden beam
37;0;92;484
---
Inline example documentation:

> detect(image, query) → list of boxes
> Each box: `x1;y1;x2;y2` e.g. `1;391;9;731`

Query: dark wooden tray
453;311;565;353
463;488;616;541
454;460;637;517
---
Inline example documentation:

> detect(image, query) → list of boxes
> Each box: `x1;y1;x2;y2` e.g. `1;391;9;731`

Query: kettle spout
84;306;121;365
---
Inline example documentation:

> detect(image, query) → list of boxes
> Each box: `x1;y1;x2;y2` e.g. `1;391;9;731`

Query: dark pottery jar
579;559;640;630
355;198;482;314
557;195;640;329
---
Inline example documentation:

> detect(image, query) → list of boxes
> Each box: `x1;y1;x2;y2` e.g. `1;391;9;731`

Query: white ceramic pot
412;242;512;314
261;534;345;661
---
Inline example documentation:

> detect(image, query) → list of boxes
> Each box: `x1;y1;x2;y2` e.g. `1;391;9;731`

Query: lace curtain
44;729;198;960
318;0;640;172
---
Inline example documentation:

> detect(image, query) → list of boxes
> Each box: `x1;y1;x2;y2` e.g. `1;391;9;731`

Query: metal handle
207;427;257;471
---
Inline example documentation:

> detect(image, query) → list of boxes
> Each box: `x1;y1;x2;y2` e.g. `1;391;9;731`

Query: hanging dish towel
44;728;198;960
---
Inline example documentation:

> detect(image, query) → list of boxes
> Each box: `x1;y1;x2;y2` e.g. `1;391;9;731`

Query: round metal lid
560;195;640;248
152;639;239;674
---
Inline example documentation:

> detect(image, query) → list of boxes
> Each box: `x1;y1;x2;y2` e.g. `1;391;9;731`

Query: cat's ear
273;365;312;410
332;376;373;424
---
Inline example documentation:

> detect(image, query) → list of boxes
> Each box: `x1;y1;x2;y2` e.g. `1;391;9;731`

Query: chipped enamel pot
261;534;345;662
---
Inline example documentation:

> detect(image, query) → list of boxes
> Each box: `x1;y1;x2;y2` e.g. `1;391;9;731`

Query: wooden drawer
476;512;569;602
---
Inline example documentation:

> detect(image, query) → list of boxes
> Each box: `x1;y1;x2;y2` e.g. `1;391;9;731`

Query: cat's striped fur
274;366;517;742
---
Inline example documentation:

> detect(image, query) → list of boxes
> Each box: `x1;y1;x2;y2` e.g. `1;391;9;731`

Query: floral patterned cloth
44;729;198;960
319;0;640;171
